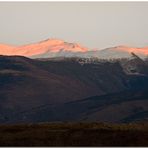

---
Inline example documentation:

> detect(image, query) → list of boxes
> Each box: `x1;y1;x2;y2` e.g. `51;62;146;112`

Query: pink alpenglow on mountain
97;45;148;59
113;46;148;55
0;39;88;57
0;39;148;59
0;44;17;55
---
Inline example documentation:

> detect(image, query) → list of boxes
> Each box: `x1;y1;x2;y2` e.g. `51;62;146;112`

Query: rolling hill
0;54;148;123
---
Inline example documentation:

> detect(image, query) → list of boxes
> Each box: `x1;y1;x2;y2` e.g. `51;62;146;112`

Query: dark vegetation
0;55;148;146
0;122;148;146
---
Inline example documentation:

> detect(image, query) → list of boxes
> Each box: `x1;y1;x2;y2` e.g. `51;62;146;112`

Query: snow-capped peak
0;39;88;57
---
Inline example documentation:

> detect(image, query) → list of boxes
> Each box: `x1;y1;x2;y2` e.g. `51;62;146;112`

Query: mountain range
0;39;148;59
0;38;148;123
0;53;148;123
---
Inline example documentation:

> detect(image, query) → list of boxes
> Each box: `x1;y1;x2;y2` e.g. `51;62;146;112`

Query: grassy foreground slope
0;122;148;146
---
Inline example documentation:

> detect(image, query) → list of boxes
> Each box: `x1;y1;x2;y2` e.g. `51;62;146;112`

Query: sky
0;2;148;49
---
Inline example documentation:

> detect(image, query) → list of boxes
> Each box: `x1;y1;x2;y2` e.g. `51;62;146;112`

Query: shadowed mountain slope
0;55;148;123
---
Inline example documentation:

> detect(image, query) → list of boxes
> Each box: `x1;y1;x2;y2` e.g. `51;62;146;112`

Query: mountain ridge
0;38;148;59
0;39;88;57
0;55;148;123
